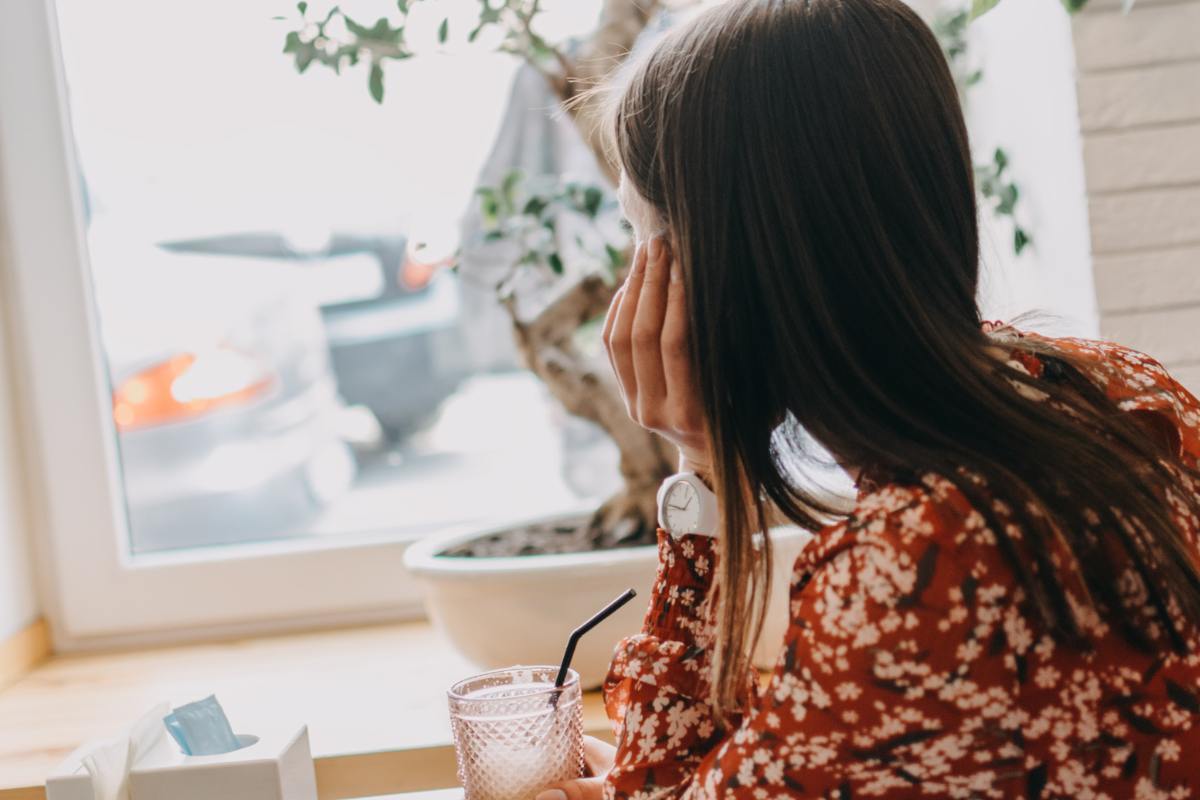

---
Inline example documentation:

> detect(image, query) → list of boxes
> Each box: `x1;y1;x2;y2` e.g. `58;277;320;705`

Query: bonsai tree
280;0;678;551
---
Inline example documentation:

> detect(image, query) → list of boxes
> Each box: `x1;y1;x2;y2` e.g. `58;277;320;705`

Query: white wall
965;0;1100;338
0;276;37;640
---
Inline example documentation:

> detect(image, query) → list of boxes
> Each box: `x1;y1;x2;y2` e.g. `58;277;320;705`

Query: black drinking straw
552;588;638;696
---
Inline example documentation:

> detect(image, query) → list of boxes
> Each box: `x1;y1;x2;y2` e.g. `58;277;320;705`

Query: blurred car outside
161;230;471;442
90;224;357;553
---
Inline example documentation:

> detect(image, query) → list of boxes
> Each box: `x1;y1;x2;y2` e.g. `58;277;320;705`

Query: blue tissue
162;695;242;756
163;713;190;754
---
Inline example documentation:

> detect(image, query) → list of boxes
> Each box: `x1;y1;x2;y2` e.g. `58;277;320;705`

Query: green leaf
438;17;449;44
500;169;523;209
476;187;500;225
297;1;308;13
582;186;604;218
1014;228;1031;254
522;196;549;217
968;0;1000;20
547;252;564;275
397;0;409;13
345;15;405;47
997;184;1018;215
369;62;385;103
1061;0;1090;12
993;147;1008;174
478;3;502;23
530;35;555;61
605;243;624;272
289;36;318;73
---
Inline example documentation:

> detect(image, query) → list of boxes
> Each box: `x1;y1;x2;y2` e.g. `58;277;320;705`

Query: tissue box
47;722;318;800
131;723;317;800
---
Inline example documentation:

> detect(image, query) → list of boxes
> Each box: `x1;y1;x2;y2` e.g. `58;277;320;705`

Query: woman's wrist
677;449;714;490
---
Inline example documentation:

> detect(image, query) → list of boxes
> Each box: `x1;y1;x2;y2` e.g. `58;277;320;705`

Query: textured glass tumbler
447;666;584;800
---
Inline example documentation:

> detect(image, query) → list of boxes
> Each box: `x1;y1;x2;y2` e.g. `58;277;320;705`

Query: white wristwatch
657;472;719;537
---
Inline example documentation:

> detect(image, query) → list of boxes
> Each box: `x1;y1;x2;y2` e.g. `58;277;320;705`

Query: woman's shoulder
996;328;1200;465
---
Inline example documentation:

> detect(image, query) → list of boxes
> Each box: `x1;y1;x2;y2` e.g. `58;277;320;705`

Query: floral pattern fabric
603;337;1200;799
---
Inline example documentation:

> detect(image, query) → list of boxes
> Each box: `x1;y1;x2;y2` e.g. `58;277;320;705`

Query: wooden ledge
0;619;50;694
0;621;611;800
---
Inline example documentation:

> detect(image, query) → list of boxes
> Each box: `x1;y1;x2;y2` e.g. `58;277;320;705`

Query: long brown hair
609;0;1200;719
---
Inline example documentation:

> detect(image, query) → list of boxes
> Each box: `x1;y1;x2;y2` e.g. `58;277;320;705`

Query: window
0;0;1096;647
0;0;609;645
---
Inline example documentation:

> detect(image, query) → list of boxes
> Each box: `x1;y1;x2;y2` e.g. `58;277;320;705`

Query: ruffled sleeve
603;531;753;796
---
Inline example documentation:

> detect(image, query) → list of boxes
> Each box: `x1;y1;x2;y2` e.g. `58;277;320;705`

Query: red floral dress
603;336;1200;799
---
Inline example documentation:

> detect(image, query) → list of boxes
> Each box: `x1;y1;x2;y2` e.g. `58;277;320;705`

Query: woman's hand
602;236;712;476
535;736;617;800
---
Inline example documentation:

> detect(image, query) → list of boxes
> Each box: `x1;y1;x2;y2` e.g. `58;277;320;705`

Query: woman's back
605;334;1200;797
587;0;1200;794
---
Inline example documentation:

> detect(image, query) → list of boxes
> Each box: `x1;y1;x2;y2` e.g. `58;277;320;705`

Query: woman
539;0;1200;796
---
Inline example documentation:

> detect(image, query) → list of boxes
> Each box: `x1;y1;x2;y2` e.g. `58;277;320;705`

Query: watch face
663;479;701;533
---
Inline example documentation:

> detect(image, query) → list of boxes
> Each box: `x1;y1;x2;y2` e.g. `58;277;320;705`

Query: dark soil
440;514;653;558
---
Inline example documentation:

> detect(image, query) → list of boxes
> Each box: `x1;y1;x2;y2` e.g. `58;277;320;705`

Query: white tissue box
131;723;318;800
47;721;318;800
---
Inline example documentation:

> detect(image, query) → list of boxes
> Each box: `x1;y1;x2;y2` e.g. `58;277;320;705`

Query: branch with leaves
281;1;569;103
475;169;625;290
280;0;661;179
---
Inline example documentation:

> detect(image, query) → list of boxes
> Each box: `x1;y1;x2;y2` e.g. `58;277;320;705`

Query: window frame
0;0;444;648
0;0;1103;649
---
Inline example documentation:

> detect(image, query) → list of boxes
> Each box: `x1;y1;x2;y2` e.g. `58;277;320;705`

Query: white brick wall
1073;0;1200;395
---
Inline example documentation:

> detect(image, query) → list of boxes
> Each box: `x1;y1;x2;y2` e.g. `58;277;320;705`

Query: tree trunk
504;275;675;548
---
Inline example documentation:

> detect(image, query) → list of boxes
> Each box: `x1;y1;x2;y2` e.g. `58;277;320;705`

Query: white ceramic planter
403;514;813;689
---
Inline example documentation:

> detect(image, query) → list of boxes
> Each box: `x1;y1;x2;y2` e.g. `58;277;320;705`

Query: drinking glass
447;665;584;800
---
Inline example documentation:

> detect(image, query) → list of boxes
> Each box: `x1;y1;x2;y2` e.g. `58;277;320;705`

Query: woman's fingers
660;259;692;396
602;239;707;456
535;777;605;800
631;237;671;426
533;736;615;800
607;241;648;415
600;283;622;355
600;283;626;401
